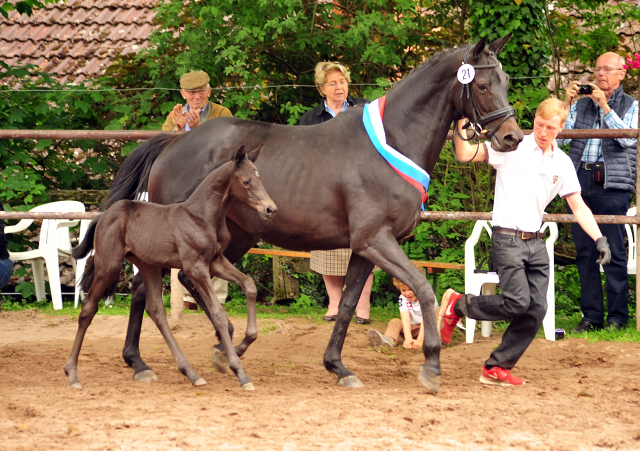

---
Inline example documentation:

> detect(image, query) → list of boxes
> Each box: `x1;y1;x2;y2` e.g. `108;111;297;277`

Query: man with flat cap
162;70;232;132
162;70;233;310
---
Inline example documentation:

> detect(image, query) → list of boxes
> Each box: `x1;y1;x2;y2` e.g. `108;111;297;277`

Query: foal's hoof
418;363;441;394
193;378;207;387
133;369;159;383
70;382;83;389
241;382;255;391
212;349;229;373
337;375;364;388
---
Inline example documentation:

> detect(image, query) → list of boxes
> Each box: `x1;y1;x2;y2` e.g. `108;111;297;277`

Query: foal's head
231;145;277;220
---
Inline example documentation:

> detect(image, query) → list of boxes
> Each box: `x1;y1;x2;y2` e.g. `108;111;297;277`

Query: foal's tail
72;215;118;299
72;216;100;295
102;133;180;211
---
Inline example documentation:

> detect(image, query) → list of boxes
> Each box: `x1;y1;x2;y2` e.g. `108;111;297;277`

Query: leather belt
493;226;546;240
580;162;599;170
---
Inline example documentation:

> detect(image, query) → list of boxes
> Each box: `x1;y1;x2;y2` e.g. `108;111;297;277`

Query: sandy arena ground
1;309;640;451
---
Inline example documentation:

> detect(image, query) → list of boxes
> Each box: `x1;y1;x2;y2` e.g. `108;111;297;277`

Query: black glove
596;236;611;265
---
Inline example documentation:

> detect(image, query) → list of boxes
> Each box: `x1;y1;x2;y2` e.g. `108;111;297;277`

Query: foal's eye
243;180;250;187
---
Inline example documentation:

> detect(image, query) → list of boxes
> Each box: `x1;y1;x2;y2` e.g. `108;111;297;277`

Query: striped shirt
559;100;638;163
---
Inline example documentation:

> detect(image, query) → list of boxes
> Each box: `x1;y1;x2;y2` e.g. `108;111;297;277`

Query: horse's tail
102;133;180;211
72;216;100;260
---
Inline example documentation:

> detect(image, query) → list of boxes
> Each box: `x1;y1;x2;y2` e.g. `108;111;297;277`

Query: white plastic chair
464;219;558;343
6;201;86;310
73;218;93;307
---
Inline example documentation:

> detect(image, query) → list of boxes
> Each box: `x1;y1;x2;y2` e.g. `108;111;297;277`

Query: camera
578;85;593;95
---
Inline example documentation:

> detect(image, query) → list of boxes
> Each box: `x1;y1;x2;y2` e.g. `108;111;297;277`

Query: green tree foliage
110;0;471;126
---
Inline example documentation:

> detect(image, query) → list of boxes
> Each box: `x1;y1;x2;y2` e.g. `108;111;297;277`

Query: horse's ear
470;36;487;61
235;145;246;168
248;144;263;163
488;33;511;56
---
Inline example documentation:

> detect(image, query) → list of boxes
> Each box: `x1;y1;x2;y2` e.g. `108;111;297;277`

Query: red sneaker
479;366;525;386
437;289;463;343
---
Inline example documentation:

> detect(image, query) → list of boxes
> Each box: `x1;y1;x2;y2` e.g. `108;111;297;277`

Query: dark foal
65;145;276;390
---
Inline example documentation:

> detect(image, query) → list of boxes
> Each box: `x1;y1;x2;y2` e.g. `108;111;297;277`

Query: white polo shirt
487;133;581;232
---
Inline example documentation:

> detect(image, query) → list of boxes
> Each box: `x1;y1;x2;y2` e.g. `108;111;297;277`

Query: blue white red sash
362;95;430;210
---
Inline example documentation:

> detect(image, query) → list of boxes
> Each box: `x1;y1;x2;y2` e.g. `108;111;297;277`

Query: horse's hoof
337;375;364;388
193;378;207;387
70;382;82;389
241;382;255;391
212;348;229;373
418;365;441;394
133;369;158;383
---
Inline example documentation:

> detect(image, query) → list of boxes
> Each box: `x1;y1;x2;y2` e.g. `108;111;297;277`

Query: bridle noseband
456;46;515;141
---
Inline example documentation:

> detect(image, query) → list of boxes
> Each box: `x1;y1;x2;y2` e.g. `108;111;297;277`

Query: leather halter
457;46;515;140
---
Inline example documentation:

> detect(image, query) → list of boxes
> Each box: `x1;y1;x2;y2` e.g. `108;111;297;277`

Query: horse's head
453;34;523;152
232;144;277;220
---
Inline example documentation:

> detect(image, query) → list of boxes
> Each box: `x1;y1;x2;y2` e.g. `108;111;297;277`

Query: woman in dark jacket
299;61;373;324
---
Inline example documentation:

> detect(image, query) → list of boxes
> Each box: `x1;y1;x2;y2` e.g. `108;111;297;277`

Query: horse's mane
387;43;470;94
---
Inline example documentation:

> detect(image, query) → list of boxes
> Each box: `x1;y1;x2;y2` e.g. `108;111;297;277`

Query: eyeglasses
323;81;348;88
182;88;210;96
594;66;623;73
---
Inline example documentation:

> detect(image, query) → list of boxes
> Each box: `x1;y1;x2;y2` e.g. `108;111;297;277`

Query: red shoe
479;366;525;386
437;289;463;343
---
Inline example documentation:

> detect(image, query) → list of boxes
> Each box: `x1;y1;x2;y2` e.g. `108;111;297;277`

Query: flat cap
180;70;210;90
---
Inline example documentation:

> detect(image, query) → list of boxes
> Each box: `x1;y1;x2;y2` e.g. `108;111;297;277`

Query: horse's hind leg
64;262;121;388
122;273;158;383
139;265;206;386
323;253;374;389
209;257;258;358
186;264;253;390
178;269;234;373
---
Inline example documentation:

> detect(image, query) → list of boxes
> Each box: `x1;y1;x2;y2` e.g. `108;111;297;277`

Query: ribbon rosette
623;53;640;71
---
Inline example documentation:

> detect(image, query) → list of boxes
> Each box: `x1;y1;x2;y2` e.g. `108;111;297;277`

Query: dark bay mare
67;145;276;390
103;35;523;393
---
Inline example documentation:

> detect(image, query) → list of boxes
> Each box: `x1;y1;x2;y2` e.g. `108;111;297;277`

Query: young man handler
439;98;611;386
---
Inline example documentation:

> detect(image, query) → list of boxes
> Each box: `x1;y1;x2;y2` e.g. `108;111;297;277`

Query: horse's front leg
178;269;234;373
356;236;441;393
139;264;206;386
123;272;158;383
186;263;254;390
323;253;373;388
209;257;258;357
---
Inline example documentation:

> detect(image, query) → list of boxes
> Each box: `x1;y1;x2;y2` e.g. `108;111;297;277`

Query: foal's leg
185;262;254;390
122;272;158;383
323;253;373;389
64;260;122;388
138;264;206;386
209;257;258;357
178;269;234;373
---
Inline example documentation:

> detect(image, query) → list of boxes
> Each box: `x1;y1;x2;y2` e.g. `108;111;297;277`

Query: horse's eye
243;180;250;187
477;84;488;93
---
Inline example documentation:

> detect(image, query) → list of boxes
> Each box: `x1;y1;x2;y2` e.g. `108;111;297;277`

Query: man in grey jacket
562;52;638;332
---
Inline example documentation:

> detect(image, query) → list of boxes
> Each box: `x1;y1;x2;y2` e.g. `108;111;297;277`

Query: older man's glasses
594;66;622;73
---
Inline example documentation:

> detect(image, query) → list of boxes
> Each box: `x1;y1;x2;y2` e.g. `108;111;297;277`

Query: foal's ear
470;36;487;61
247;144;263;163
487;33;511;56
234;145;246;168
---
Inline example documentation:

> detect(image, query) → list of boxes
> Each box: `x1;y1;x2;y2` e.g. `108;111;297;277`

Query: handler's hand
596;236;611;265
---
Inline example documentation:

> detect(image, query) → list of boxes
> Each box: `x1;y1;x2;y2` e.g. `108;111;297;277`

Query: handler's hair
314;61;351;97
392;261;426;291
536;98;569;124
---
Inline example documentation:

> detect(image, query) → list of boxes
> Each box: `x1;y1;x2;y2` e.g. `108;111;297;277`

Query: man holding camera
562;52;638;332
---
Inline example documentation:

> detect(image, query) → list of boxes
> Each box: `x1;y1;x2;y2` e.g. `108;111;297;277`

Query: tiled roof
0;0;159;85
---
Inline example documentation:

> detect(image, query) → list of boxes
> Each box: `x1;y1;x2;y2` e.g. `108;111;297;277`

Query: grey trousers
455;233;549;369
